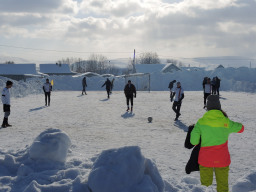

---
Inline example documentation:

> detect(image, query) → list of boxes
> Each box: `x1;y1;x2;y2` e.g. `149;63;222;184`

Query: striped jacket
190;110;244;167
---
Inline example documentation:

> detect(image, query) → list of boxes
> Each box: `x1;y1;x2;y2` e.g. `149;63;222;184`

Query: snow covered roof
0;64;38;75
40;64;75;74
161;63;181;73
135;64;166;73
72;72;101;78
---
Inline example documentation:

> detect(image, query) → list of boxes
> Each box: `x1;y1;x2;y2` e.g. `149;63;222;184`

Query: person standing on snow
1;80;13;128
215;76;221;95
211;77;217;95
168;80;176;102
190;95;244;192
172;82;184;121
43;79;52;106
101;78;112;98
124;80;136;112
203;78;211;109
82;76;87;95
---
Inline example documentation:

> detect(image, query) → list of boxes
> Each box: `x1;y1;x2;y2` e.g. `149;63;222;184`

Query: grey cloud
0;0;76;14
0;14;51;27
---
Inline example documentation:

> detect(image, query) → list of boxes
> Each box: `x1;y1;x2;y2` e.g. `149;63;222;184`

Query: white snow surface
0;90;255;192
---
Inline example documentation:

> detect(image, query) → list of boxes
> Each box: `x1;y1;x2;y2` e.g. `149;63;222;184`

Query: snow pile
88;146;164;192
29;128;71;163
0;129;90;192
232;170;256;192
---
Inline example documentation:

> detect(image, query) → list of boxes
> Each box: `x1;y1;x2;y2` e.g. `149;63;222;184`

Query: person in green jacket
190;95;244;192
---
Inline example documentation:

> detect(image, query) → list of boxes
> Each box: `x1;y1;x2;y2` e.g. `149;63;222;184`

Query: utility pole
133;49;136;73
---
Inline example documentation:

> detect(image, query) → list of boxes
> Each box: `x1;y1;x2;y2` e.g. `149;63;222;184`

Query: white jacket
43;83;52;92
2;87;10;105
173;87;184;102
204;84;211;94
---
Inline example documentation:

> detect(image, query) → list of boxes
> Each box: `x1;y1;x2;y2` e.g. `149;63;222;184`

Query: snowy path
0;91;255;188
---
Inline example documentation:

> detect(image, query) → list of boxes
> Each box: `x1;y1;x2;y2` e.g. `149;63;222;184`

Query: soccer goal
124;73;150;92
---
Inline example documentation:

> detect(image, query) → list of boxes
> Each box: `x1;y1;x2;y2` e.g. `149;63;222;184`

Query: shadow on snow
121;112;135;119
174;120;188;132
29;106;46;112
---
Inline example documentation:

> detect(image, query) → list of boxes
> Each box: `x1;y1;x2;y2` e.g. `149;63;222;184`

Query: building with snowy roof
40;64;76;75
0;63;43;81
135;63;181;74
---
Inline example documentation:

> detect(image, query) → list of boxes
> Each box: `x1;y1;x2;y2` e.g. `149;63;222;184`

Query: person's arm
133;85;136;97
101;82;106;87
229;119;244;133
43;85;45;92
190;122;201;145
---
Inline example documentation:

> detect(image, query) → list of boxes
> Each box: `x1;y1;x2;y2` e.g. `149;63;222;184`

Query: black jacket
168;80;176;89
185;125;201;174
124;83;136;97
102;79;112;90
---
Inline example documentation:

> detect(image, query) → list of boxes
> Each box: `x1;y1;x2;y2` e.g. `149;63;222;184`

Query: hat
206;95;221;111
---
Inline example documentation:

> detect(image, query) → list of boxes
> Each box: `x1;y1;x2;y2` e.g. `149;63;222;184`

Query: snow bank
88;146;164;192
232;170;256;192
29;128;71;163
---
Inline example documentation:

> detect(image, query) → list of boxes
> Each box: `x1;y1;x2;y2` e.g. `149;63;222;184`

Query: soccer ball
148;117;153;123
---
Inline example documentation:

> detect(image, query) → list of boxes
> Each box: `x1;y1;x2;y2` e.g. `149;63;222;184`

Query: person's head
46;78;49;83
128;80;131;84
207;78;211;84
176;82;181;88
172;80;176;83
206;95;221;111
6;80;13;88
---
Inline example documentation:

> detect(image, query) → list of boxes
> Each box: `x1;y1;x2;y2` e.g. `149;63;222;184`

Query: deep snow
0;90;255;192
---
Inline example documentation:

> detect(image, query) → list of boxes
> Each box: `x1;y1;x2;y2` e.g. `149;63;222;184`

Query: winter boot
131;107;133;112
6;118;12;127
126;107;130;112
1;118;7;128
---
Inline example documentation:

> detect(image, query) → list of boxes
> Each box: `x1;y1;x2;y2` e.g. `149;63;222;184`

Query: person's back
190;95;244;192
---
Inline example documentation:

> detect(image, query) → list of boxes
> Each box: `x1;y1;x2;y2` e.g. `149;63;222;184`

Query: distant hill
178;56;255;70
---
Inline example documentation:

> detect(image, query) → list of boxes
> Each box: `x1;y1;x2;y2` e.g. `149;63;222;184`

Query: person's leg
45;92;47;105
107;89;110;98
131;96;133;111
5;111;11;126
199;165;214;187
47;92;51;106
217;87;219;95
215;166;229;192
176;103;181;118
204;93;207;106
172;101;177;114
126;96;129;110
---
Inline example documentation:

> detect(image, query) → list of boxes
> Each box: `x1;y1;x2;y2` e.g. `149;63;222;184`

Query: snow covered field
0;91;255;192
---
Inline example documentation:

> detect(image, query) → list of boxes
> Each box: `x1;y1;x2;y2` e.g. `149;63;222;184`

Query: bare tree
139;52;160;64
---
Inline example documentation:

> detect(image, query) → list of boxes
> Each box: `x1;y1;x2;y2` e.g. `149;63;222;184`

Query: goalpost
124;73;150;92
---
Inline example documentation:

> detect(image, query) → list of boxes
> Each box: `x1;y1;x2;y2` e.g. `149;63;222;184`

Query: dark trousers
45;92;51;105
204;93;211;105
216;87;220;95
172;101;181;118
126;95;133;107
3;104;10;118
212;86;216;95
106;89;110;98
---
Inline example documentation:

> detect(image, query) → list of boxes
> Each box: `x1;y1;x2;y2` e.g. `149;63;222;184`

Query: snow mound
232;170;256;192
88;146;164;192
29;128;71;163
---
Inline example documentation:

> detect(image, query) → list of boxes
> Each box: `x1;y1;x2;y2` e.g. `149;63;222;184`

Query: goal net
124;73;150;92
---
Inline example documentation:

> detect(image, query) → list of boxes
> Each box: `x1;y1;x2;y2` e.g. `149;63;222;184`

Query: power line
0;44;134;54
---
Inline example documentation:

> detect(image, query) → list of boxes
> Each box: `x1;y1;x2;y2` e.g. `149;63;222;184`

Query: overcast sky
0;0;255;63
